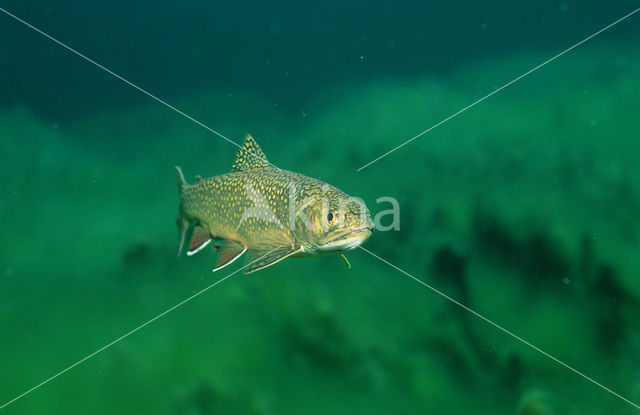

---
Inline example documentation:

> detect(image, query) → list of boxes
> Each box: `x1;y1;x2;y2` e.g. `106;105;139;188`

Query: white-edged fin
212;240;247;272
186;225;212;256
187;239;211;256
244;245;301;274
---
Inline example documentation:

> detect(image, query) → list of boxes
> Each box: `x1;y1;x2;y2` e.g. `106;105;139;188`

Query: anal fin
187;225;212;256
243;245;301;274
212;240;247;272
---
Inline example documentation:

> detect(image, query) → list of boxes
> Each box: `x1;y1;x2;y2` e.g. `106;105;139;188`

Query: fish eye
326;211;336;225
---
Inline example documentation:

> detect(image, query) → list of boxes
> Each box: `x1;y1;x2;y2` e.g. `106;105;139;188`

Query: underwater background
1;1;640;414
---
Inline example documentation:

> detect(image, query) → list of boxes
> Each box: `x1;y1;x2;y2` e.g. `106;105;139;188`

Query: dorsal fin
231;134;270;171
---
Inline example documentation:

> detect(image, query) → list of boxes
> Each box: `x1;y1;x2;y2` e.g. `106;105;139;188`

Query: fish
175;134;374;274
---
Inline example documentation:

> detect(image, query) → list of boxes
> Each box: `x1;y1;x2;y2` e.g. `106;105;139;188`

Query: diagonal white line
3;2;639;412
0;248;276;411
0;7;276;169
358;246;640;410
356;7;640;172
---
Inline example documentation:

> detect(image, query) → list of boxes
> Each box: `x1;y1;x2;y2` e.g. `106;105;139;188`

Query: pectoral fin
243;245;301;274
212;240;247;272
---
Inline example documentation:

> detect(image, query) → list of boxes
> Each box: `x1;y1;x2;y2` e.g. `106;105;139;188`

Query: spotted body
176;134;373;273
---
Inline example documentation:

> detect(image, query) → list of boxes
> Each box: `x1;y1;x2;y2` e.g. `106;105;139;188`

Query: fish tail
175;165;187;190
175;166;189;256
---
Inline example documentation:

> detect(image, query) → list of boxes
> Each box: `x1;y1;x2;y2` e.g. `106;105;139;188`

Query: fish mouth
320;225;374;252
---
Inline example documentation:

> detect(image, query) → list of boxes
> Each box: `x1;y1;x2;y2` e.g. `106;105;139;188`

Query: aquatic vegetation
517;389;561;415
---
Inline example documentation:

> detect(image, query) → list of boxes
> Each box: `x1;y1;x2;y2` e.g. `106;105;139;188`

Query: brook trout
176;134;373;274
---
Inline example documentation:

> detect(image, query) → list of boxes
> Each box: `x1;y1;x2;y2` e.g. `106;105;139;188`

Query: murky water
1;2;640;414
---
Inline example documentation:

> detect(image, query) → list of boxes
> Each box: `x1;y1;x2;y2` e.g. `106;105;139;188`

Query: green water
1;2;640;414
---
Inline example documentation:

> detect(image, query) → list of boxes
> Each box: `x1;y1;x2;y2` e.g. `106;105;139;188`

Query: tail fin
175;166;189;256
176;165;187;190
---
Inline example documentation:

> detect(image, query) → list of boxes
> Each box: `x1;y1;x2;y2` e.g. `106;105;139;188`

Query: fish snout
366;216;375;233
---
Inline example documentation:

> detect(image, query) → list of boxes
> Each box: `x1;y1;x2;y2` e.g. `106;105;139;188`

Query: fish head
294;184;374;254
